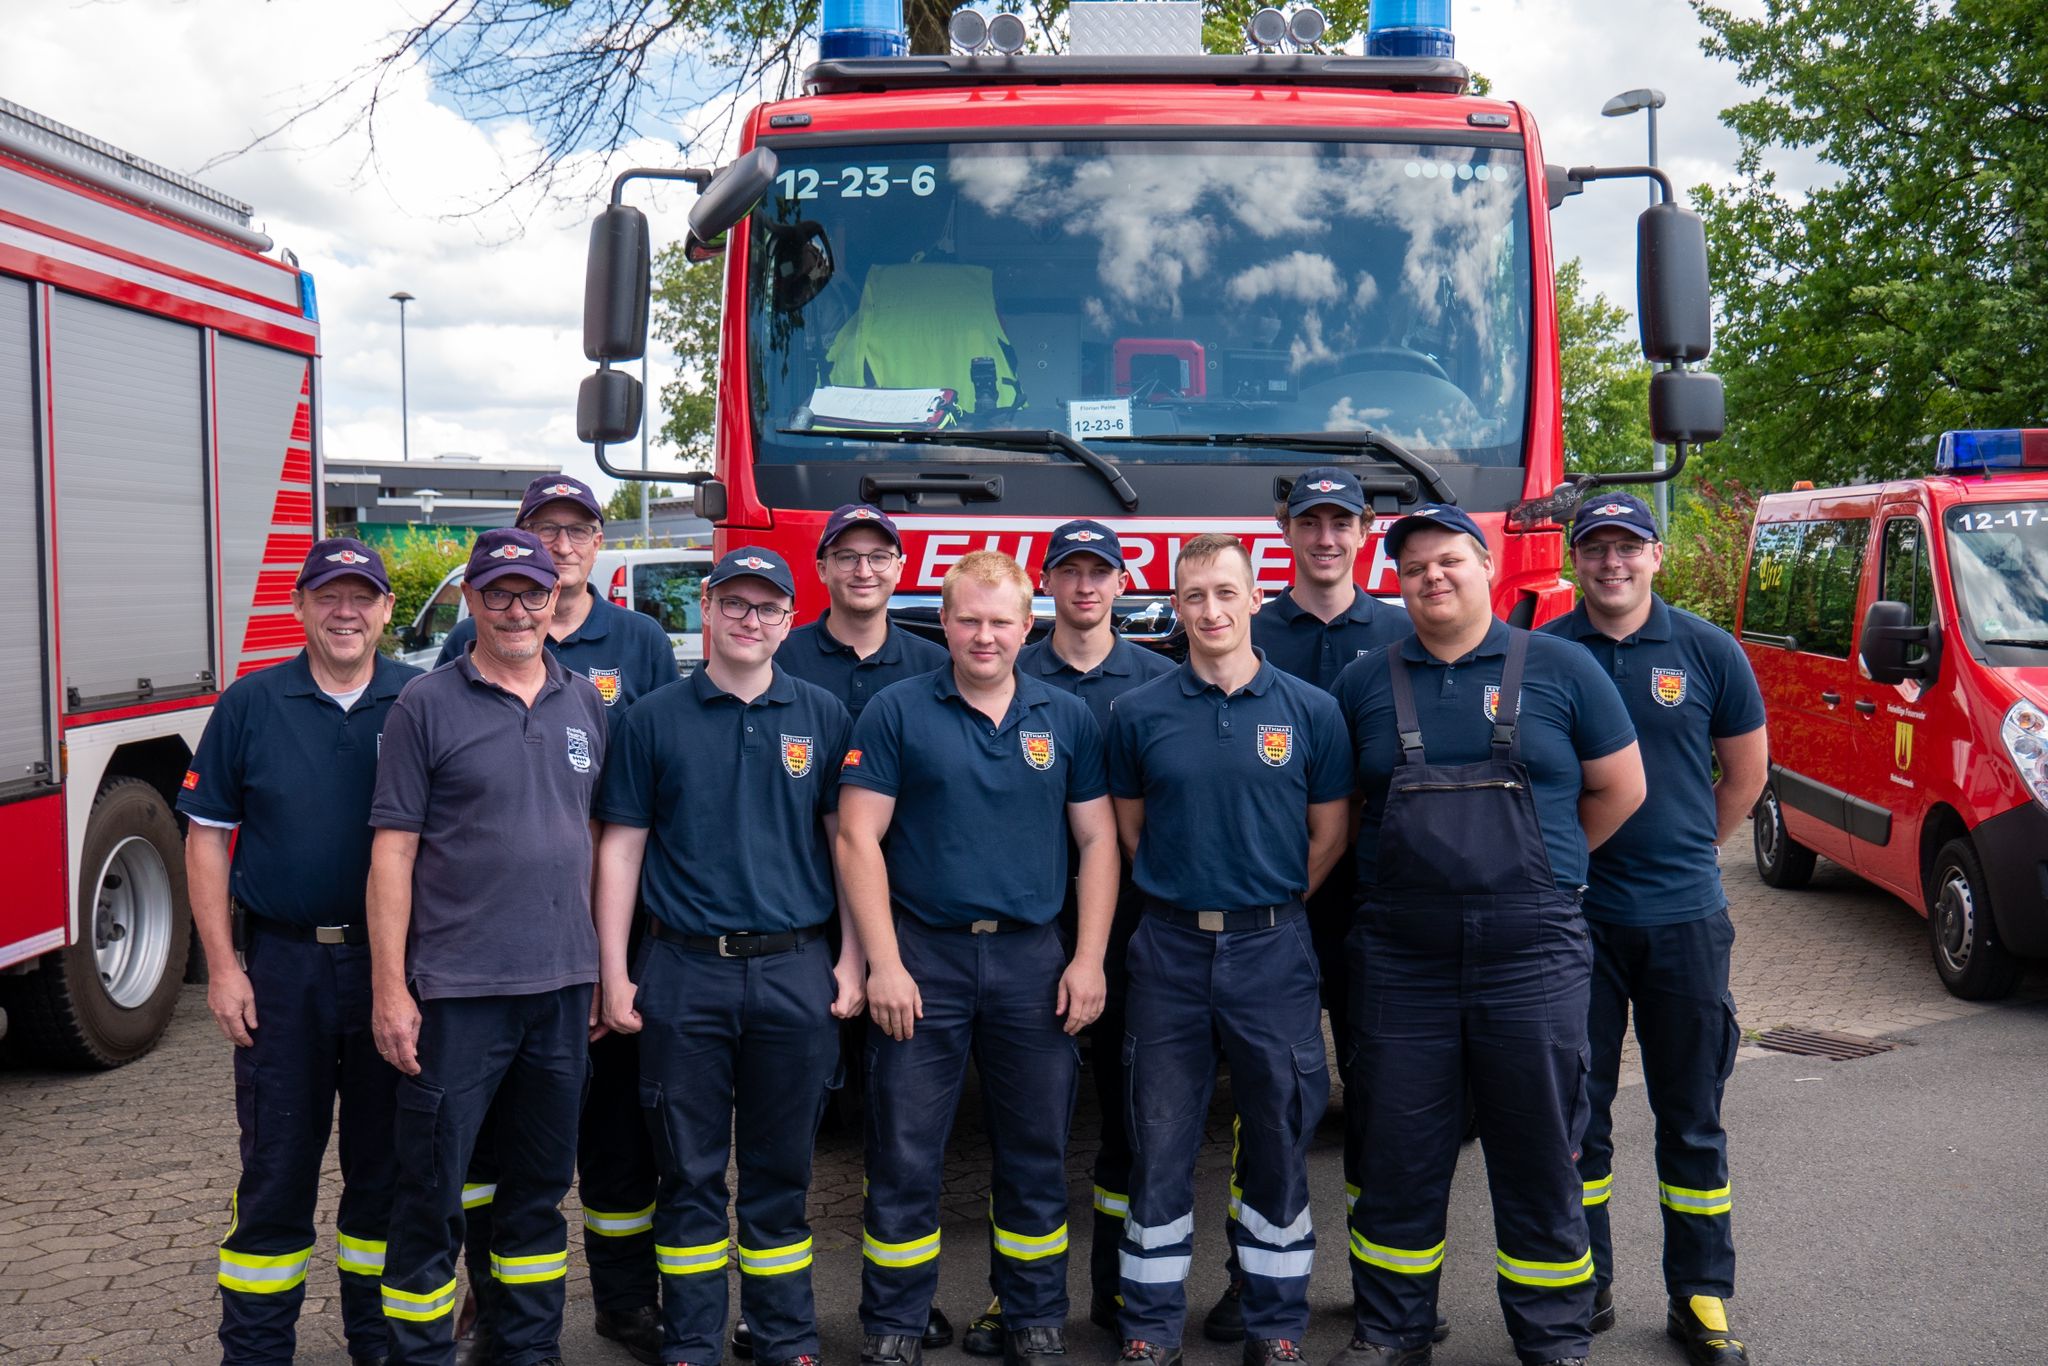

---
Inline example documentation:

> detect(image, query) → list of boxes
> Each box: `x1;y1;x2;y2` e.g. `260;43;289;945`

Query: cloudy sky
3;0;1785;495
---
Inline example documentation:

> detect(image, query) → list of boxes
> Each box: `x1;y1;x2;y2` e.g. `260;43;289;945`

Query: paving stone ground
2;847;2041;1362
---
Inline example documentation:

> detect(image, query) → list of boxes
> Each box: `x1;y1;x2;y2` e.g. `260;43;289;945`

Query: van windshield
1944;500;2048;662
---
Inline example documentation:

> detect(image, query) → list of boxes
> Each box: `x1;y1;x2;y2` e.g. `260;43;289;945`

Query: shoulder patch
843;748;863;768
181;770;200;791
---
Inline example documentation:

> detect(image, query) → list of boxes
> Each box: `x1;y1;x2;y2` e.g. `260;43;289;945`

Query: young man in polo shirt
1108;533;1354;1366
182;538;420;1366
594;546;860;1366
368;528;609;1366
778;503;948;720
1539;493;1766;1366
837;550;1120;1366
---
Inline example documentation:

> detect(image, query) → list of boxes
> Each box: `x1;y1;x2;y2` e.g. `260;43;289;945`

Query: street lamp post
389;290;415;463
1602;87;1670;534
415;487;441;528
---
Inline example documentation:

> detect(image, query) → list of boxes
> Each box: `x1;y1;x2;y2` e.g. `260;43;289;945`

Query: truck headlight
2002;698;2048;811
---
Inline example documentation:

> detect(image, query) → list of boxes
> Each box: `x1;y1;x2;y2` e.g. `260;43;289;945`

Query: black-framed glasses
827;549;900;572
1575;539;1651;561
716;596;792;625
525;521;599;546
479;587;553;611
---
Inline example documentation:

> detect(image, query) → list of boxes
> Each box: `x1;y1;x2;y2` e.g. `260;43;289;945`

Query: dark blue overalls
1346;632;1596;1364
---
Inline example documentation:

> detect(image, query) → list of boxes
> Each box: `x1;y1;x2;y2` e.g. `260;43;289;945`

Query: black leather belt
243;911;367;946
1143;897;1304;933
647;919;826;958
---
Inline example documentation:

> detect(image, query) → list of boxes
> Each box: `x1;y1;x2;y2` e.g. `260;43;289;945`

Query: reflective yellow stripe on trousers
862;1229;941;1268
382;1276;459;1322
739;1237;815;1276
584;1202;656;1237
657;1239;731;1276
1581;1174;1614;1207
490;1247;570;1284
1659;1182;1732;1216
218;1244;314;1294
1495;1248;1594;1288
336;1232;387;1277
992;1222;1069;1262
1349;1231;1445;1276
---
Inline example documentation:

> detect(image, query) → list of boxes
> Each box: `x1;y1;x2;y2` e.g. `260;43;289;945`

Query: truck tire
1752;783;1817;889
1927;837;2021;1002
0;778;190;1068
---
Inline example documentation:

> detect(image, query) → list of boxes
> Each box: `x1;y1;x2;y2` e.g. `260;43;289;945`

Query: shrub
1658;478;1759;632
378;527;470;649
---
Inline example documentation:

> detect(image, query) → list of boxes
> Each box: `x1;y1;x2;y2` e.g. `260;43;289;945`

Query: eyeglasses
1575;539;1651;562
478;586;553;611
525;521;599;546
827;549;901;573
716;596;792;626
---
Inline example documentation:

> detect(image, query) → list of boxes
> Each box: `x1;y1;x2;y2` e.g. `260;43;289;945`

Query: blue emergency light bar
298;269;319;322
1366;0;1453;57
821;0;908;58
1936;428;2048;473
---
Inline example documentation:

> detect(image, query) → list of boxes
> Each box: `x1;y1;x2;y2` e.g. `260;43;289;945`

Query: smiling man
779;503;949;721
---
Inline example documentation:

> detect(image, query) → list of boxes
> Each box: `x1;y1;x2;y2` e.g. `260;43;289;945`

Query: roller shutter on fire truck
0;279;52;793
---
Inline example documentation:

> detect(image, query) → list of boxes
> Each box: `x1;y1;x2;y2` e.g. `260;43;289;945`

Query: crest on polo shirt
566;726;593;772
782;734;813;778
1484;686;1521;723
1258;724;1294;767
1651;667;1688;708
589;667;621;706
1022;731;1056;771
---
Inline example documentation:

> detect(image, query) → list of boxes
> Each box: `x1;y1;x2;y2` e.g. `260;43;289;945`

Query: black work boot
1668;1295;1752;1364
1116;1340;1182;1366
595;1303;663;1365
1323;1340;1431;1366
964;1299;1006;1357
1243;1339;1304;1366
864;1333;925;1366
1590;1284;1616;1333
1201;1279;1246;1342
925;1305;957;1350
1005;1324;1069;1366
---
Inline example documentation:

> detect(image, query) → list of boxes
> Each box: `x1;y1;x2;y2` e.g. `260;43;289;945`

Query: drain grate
1754;1027;1899;1061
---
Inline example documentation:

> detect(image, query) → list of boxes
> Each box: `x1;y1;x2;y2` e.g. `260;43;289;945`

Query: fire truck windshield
746;137;1531;499
1944;501;2048;661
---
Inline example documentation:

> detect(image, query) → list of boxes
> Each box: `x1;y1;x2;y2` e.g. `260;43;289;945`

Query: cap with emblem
1383;503;1488;560
1570;491;1660;544
1042;518;1126;572
706;545;797;597
1286;466;1367;517
296;537;392;594
465;528;560;589
817;503;904;556
517;474;605;525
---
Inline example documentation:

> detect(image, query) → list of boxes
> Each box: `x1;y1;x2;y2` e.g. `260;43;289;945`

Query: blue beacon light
1366;0;1454;58
1936;429;2048;473
821;0;909;58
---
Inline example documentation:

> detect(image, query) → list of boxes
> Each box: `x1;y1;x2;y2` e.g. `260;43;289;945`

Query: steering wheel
1305;346;1452;383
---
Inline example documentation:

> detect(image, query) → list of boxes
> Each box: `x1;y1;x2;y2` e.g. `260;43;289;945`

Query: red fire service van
1740;429;2048;1000
0;100;324;1065
570;0;1726;639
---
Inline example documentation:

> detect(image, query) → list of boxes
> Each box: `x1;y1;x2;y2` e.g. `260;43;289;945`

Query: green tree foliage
651;242;722;467
1555;257;1652;476
1691;0;2048;491
376;526;470;649
1656;478;1759;632
604;479;677;521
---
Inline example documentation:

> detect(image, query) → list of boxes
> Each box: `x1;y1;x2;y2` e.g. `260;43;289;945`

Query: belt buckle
717;935;737;958
970;919;999;935
315;926;348;945
1197;911;1226;933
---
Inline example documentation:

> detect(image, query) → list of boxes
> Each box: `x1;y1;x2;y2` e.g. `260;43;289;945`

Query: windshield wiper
779;426;1139;511
1099;429;1455;505
1982;636;2048;648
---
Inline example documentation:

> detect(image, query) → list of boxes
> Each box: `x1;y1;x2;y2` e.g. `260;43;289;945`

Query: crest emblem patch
1258;724;1294;767
566;726;593;773
1484;685;1501;722
1022;731;1056;771
782;735;813;778
1651;667;1688;708
589;667;621;706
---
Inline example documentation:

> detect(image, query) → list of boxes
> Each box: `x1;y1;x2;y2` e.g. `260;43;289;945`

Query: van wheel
1752;784;1817;889
0;779;190;1068
1927;838;2021;1001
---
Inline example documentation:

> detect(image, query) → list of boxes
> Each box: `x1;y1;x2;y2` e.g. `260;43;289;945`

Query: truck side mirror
686;147;779;257
393;622;419;650
577;368;644;444
584;204;651;362
696;477;729;524
1648;368;1724;445
1637;201;1713;364
1861;599;1941;684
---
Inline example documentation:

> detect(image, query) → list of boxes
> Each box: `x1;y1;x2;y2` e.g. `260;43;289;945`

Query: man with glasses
370;529;609;1366
594;546;859;1366
779;504;948;722
437;474;675;1365
1538;493;1766;1366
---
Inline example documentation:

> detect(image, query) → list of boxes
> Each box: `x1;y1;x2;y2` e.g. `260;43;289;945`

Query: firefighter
1110;533;1354;1366
837;550;1119;1366
593;546;861;1366
437;474;675;1365
962;520;1176;1356
778;503;949;720
1328;504;1645;1366
181;537;419;1366
369;529;609;1366
1538;493;1767;1366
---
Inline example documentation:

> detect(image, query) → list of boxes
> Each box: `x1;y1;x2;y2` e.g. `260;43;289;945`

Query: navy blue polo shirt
777;610;949;719
178;652;421;926
1107;655;1353;911
594;667;851;936
1018;634;1177;732
1539;595;1766;924
1251;586;1414;691
1333;620;1637;893
437;586;676;722
841;668;1107;927
370;650;608;1000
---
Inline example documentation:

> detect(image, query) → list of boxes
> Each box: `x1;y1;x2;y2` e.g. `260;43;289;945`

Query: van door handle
1854;699;1876;715
1820;691;1841;707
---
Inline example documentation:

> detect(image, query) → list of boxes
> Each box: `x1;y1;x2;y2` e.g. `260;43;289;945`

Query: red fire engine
0;99;324;1065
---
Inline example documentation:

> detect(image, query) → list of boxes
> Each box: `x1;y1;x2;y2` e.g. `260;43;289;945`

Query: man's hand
207;964;259;1047
588;986;610;1043
830;954;868;1021
603;975;643;1036
373;988;423;1076
1055;958;1107;1036
866;962;923;1041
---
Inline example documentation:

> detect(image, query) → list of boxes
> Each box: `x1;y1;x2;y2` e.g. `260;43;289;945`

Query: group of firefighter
185;466;1769;1366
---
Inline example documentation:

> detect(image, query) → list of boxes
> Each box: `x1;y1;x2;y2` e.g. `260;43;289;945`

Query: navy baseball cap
817;503;903;556
465;528;559;590
1286;466;1367;517
1571;492;1660;544
1384;503;1489;560
517;474;605;525
1043;519;1125;571
296;537;391;594
705;546;797;597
